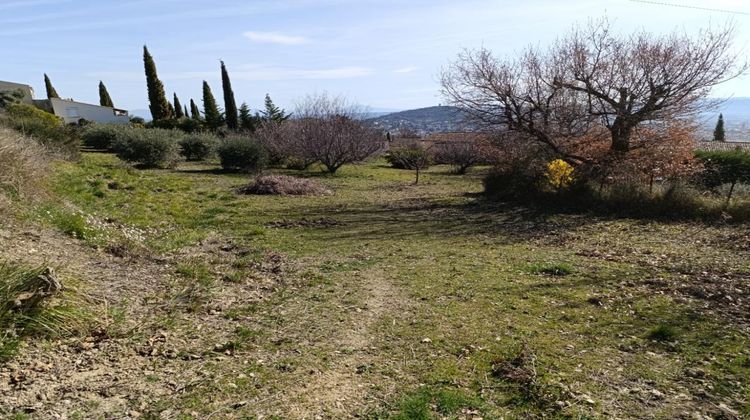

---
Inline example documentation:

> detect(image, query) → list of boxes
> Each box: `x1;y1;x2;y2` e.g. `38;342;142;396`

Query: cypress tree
262;94;290;123
190;99;201;120
173;93;184;118
238;102;256;132
99;81;114;107
167;102;175;118
184;105;189;118
44;73;59;99
220;61;239;130
202;80;223;130
143;45;172;120
713;113;726;142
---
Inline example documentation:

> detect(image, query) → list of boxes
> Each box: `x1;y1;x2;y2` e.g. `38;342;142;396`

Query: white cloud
88;66;372;82
394;66;418;74
243;31;310;45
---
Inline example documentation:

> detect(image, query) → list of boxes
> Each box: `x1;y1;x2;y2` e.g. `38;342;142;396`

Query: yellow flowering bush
546;159;574;190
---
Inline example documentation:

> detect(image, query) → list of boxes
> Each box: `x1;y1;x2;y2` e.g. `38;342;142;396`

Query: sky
2;0;749;117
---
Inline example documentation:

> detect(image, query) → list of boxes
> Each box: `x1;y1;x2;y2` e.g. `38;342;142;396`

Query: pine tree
190;99;201;120
202;81;223;130
220;61;239;130
44;73;59;99
238;102;257;132
261;94;290;123
173;93;184;118
143;45;172;120
713;113;726;142
99;81;114;107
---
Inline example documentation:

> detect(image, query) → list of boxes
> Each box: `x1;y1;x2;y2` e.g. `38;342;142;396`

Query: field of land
1;153;749;418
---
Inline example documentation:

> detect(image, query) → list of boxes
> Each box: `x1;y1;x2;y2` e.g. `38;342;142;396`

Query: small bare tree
441;19;746;162
290;93;384;174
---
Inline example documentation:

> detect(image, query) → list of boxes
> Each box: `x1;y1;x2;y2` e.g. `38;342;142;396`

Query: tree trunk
610;119;633;152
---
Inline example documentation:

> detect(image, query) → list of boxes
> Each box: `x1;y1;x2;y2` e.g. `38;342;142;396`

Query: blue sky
2;0;749;117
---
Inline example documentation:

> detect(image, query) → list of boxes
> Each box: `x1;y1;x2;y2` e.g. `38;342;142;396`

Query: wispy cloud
243;31;310;45
88;65;372;82
394;66;418;74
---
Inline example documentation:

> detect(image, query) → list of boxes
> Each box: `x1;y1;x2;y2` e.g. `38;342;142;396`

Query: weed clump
529;262;574;276
0;262;88;361
236;175;332;196
647;324;678;342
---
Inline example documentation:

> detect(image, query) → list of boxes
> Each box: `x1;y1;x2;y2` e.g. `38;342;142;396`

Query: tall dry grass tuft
0;127;49;210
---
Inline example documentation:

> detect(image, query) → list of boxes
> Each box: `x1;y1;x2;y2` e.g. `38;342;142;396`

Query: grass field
2;152;749;418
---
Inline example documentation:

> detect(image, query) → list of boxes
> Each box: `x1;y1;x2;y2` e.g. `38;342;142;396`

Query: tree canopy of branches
441;19;746;163
262;93;383;173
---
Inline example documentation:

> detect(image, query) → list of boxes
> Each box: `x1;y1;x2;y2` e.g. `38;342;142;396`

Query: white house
0;80;35;104
1;79;129;124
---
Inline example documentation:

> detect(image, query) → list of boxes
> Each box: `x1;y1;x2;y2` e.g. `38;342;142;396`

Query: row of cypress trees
42;49;292;131
143;45;289;131
43;73;117;109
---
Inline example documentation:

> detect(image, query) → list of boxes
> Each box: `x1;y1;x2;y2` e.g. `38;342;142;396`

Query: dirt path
281;268;407;418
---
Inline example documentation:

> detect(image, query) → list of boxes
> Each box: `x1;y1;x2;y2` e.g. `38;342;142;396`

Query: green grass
17;152;750;418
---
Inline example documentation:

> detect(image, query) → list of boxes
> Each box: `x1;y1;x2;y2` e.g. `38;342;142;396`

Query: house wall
0;81;34;104
48;98;129;124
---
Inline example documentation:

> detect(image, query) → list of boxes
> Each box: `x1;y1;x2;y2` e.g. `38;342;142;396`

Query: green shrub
1;103;80;158
111;128;183;168
483;168;543;200
695;150;750;203
179;132;219;161
217;136;268;173
81;124;127;150
385;143;432;169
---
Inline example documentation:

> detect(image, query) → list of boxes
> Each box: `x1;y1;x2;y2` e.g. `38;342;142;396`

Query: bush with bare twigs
235;175;332;196
268;93;384;174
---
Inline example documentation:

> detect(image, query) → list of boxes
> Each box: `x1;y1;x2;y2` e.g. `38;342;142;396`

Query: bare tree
288;93;385;174
441;19;746;162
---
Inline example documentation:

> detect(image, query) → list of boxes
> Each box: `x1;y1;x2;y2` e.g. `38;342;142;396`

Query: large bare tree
441;19;746;162
285;93;384;173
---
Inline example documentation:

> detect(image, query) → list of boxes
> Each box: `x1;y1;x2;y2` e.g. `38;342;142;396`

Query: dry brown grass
0;127;48;209
235;174;332;196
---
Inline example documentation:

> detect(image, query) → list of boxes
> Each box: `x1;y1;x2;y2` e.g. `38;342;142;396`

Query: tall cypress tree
713;113;726;142
99;81;114;107
167;102;175;117
143;45;172;120
173;93;184;118
44;73;59;99
202;81;223;130
220;61;238;130
184;105;189;118
238;102;256;132
190;99;201;120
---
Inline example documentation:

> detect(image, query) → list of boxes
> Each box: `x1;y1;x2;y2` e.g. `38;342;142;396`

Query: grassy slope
21;153;750;418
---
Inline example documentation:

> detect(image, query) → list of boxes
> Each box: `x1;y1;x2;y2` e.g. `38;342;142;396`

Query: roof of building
695;141;750;152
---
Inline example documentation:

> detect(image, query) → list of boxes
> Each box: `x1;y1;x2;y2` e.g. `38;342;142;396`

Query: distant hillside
368;106;473;135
